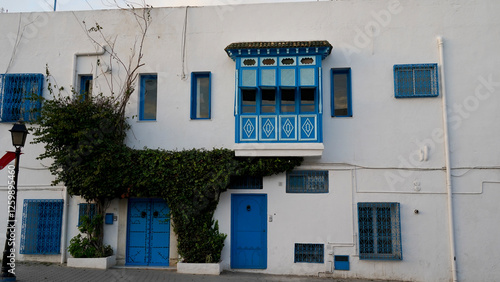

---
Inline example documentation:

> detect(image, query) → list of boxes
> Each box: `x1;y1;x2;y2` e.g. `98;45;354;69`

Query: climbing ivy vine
32;91;302;262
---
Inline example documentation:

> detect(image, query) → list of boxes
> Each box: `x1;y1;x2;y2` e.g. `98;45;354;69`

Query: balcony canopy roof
225;40;332;60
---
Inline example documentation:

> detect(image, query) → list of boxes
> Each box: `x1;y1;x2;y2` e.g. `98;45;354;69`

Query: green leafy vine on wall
32;81;303;262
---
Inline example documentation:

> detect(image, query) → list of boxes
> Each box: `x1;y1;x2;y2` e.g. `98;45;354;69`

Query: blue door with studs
231;194;267;269
126;198;170;266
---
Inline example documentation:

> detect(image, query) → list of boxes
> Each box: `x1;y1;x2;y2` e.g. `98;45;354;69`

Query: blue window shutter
20;199;63;254
78;203;97;226
79;75;93;101
190;72;211;119
331;68;352;117
139;74;158;120
1;73;44;122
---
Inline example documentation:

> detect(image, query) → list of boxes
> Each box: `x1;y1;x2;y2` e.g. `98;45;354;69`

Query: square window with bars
294;243;324;263
358;202;402;260
229;175;263;189
20;199;64;255
78;203;97;226
286;170;328;193
0;73;44;122
394;64;438;98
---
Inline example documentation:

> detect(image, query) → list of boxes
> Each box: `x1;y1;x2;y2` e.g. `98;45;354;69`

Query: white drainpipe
72;46;107;90
437;36;458;282
60;186;69;263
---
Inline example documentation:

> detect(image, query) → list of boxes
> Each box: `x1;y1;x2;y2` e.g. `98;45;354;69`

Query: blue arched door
126;198;170;266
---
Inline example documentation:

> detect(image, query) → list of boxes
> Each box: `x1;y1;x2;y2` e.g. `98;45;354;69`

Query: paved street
13;262;399;282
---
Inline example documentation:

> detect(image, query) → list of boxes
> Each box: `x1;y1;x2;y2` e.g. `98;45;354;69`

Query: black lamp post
1;122;28;282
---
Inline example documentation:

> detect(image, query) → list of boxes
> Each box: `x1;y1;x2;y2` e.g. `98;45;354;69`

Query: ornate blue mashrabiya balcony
225;41;332;156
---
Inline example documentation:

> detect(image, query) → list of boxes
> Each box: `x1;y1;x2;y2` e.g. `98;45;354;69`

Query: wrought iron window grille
229;175;263;189
286;170;328;193
294;243;324;263
78;203;97;226
20;199;64;255
394;64;438;98
358;202;402;260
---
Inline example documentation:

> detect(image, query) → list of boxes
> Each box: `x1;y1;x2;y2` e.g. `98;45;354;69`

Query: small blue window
79;75;93;101
358;202;402;260
294;243;324;263
0;73;44;122
394;64;438;98
286;170;328;193
229;175;263;189
20;199;64;254
78;203;96;227
139;74;157;120
190;72;211;119
331;68;352;117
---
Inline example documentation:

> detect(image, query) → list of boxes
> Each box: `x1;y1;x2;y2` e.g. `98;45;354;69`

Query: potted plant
67;213;115;269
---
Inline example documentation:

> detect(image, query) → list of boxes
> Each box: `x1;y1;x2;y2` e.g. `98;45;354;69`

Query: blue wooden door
126;198;170;266
231;194;267;269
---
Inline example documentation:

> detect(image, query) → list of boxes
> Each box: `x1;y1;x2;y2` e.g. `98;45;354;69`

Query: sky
0;0;321;13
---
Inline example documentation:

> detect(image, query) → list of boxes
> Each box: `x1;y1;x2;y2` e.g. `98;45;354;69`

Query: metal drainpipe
437;36;458;282
60;187;69;264
72;46;107;90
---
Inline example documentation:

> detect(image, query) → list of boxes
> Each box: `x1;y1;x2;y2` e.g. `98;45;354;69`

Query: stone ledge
176;262;222;275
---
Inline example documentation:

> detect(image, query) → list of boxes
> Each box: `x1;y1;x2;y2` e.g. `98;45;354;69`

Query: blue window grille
190;72;211;119
294;243;324;263
229;175;263;189
331;68;352;117
358;202;402;260
0;73;44;122
139;74;157;120
286;170;328;193
20;199;64;255
78;203;96;226
394;64;438;98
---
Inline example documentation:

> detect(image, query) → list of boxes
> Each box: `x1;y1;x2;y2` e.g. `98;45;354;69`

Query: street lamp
1;122;28;282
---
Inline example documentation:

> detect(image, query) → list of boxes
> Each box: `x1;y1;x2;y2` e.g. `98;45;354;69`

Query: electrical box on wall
105;213;114;225
334;255;349;271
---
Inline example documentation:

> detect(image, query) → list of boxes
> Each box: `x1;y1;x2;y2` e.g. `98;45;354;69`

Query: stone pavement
13;262;398;282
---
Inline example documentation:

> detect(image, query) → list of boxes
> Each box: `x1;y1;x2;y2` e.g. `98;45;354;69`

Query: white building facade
0;1;499;281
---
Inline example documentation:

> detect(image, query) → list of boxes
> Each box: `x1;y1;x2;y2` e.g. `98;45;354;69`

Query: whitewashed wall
0;0;499;281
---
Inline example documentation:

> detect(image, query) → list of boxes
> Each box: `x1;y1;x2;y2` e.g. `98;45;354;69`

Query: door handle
141;211;147;218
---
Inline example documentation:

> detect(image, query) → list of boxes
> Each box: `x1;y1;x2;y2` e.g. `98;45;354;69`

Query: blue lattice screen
287;170;328;193
229;175;263;189
78;203;97;226
394;64;438;98
20;199;64;254
0;73;44;122
358;202;402;260
294;243;324;263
